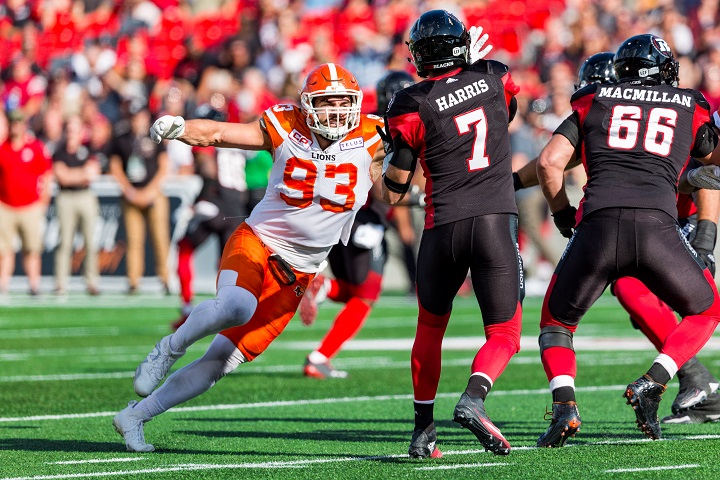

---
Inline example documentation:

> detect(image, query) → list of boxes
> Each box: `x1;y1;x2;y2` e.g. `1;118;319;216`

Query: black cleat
453;393;511;455
408;422;442;459
662;392;720;424
624;375;666;439
672;358;720;414
537;401;582;448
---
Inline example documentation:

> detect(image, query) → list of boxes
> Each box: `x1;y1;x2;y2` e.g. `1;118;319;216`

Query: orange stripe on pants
218;223;314;361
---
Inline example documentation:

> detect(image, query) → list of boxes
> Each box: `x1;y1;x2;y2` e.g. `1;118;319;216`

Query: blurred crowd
1;0;720;293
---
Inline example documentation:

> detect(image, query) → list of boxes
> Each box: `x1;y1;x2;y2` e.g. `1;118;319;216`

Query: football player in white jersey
112;63;385;452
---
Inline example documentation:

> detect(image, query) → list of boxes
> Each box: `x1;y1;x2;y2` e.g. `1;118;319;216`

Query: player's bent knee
215;285;258;329
539;326;574;354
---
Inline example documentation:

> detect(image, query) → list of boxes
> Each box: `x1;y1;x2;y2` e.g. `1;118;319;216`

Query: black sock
465;375;492;400
552;386;576;403
646;363;670;386
413;402;434;431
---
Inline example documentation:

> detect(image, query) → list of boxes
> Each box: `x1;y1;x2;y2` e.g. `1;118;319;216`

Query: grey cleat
134;335;185;397
113;401;154;452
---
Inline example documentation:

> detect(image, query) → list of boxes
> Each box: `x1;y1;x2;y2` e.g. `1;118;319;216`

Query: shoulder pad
570;83;599;103
468;60;510;77
688;89;711;111
386;88;421;118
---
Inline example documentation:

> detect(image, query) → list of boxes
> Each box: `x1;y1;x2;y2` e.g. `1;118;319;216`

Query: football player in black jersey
515;52;720;425
535;34;720;445
382;10;522;457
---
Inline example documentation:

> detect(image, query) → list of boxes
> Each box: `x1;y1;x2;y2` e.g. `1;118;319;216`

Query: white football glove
713;110;720;130
686;164;720;190
150;115;186;144
469;26;493;64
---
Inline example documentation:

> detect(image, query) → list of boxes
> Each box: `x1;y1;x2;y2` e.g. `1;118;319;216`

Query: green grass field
0;292;719;479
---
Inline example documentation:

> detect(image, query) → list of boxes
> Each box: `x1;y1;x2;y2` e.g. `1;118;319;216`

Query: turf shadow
0;438;238;455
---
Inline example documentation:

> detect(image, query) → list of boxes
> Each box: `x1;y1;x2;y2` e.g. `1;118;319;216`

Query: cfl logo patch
652;37;672;57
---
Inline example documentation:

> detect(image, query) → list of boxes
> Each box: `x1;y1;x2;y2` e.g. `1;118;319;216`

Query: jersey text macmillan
597;86;692;108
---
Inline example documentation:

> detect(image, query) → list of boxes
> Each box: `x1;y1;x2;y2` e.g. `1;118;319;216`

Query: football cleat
133;335;185;397
113;401;154;452
408;422;443;459
303;356;348;379
453;393;511;455
299;275;329;326
662;392;720;424
537;401;582;448
672;357;719;414
624;375;666;440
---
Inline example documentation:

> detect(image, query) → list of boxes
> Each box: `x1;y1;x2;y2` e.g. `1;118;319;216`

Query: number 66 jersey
557;82;717;221
246;104;383;273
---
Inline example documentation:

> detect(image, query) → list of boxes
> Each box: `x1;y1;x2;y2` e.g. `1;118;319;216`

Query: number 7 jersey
386;60;519;229
246;105;383;273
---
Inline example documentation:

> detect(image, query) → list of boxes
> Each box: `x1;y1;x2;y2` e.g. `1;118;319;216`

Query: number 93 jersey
247;104;383;273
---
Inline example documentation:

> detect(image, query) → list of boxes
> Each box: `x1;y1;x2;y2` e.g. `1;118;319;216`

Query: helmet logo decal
638;66;660;78
652;37;672;57
452;46;466;56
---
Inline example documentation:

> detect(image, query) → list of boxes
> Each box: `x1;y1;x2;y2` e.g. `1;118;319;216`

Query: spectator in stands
109;103;170;295
0;109;52;295
52;115;102;296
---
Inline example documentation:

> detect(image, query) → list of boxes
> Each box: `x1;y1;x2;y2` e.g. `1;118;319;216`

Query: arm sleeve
553;112;582;148
388;135;418;172
691;123;718;158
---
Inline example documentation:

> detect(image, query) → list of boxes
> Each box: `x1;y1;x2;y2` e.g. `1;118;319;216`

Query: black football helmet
407;10;469;78
576;52;616;90
614;34;679;87
376;70;415;114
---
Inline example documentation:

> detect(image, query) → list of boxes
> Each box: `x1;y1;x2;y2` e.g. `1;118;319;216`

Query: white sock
308;350;328;364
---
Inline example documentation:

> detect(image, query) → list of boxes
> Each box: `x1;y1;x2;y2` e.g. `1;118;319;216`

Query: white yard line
0;354;653;382
416;462;510;471
1;443;717;480
605;464;700;473
0;385;626;423
45;459;145;465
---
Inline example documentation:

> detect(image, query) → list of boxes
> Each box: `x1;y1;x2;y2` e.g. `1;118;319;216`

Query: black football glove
692;219;717;277
552;205;577;239
376;120;393;156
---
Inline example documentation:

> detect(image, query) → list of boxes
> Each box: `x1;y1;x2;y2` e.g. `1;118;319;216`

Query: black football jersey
386;60;519;229
557;83;716;220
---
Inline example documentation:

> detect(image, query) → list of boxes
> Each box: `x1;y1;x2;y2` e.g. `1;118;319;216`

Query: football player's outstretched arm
150;115;272;151
537;134;576;213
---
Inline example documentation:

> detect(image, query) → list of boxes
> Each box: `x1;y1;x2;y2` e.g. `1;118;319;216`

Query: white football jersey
246;105;383;272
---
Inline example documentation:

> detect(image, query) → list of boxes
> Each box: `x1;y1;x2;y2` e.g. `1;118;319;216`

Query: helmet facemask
301;91;362;141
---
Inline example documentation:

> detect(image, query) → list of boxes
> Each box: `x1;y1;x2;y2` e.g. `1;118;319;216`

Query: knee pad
538;325;574;354
213;284;258;330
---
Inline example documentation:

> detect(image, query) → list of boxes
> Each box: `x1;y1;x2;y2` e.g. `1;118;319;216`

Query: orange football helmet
300;63;363;141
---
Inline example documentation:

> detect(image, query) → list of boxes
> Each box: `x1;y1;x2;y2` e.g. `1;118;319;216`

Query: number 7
454;107;489;171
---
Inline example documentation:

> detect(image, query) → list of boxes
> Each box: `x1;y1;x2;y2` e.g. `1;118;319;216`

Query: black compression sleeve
508;96;518;123
553;112;581;148
388;135;417;172
691;123;719;158
383;175;410;194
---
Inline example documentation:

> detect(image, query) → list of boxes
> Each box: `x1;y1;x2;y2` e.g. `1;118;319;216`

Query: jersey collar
427;67;463;81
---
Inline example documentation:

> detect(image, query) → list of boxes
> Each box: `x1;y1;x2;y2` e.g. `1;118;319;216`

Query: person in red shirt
0;109;52;295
